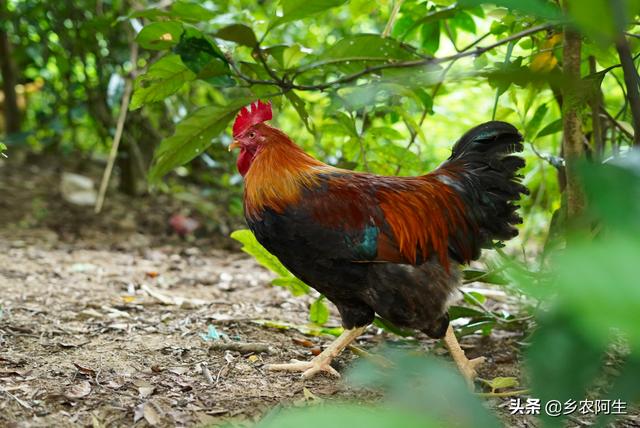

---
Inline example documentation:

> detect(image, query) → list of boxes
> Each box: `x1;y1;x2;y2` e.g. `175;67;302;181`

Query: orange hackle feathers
233;100;272;137
242;126;326;219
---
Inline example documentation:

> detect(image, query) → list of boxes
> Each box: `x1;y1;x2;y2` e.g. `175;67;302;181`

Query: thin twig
383;0;404;38
208;342;276;354
229;24;553;92
0;387;32;409
95;39;138;213
601;107;635;140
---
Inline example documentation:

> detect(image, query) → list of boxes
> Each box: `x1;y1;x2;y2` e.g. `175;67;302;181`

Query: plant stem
95;39;138;214
561;1;586;219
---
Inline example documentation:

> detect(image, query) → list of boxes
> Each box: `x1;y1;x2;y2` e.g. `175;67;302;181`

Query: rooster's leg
265;326;366;379
442;324;485;386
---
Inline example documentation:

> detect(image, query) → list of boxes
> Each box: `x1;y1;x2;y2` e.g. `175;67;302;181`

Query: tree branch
615;37;640;145
227;24;554;92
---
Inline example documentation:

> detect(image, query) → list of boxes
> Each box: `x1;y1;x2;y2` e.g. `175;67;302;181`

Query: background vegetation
1;0;639;426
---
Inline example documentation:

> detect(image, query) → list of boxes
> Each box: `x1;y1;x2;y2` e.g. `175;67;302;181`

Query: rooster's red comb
233;100;272;137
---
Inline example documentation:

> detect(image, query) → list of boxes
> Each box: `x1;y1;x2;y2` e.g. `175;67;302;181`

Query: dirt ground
1;160;638;427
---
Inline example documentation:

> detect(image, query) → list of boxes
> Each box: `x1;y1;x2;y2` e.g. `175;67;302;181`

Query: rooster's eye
249;132;256;139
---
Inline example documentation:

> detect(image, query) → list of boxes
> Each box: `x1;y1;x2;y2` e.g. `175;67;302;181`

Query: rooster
229;101;528;384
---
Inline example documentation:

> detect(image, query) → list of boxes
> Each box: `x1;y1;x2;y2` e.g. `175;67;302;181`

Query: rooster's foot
265;355;340;379
265;326;367;379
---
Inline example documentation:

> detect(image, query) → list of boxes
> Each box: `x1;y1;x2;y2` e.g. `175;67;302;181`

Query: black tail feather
442;121;529;262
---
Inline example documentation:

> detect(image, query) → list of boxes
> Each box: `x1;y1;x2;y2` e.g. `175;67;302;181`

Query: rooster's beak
228;141;241;152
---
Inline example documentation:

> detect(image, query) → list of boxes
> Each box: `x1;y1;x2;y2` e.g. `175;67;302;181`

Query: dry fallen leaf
64;380;92;400
143;402;162;426
137;383;155;399
73;362;96;377
168;367;188;375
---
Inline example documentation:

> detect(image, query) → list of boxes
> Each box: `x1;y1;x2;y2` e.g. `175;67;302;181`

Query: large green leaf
324;34;418;62
215;24;258;48
399;6;458;41
268;0;348;31
148;98;252;182
169;1;217;22
136;21;184;50
127;1;216;22
130;54;195;110
458;0;562;20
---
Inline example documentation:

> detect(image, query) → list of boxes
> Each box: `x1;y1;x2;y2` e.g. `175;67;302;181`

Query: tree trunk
611;0;640;146
562;4;586;219
0;0;21;135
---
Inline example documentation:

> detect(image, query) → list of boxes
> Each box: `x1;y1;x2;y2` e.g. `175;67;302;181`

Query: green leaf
148;98;252;182
458;0;562;21
169;1;217;22
420;22;441;54
463;290;487;305
130;54;195;110
479;376;520;392
269;0;348;31
536;118;562;139
333;112;358;137
215;24;258;48
230;229;290;277
271;277;311;296
524;103;548;140
373;317;415;337
309;296;329;325
136;21;184;50
252;319;343;337
448;305;487;320
173;30;229;78
399;6;458;41
285;91;312;132
458;319;495;336
462;269;509;285
453;11;476;33
283;44;306;69
324;34;417;63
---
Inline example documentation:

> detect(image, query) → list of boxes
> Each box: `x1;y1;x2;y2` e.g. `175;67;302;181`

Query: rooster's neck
243;139;328;219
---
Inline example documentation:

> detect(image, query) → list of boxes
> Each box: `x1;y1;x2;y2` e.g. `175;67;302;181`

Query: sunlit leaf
269;0;348;31
136;21;183;50
169;1;217;22
309;296;329;325
148;98;253;182
479;376;520;392
130;54;195;110
459;0;562;21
